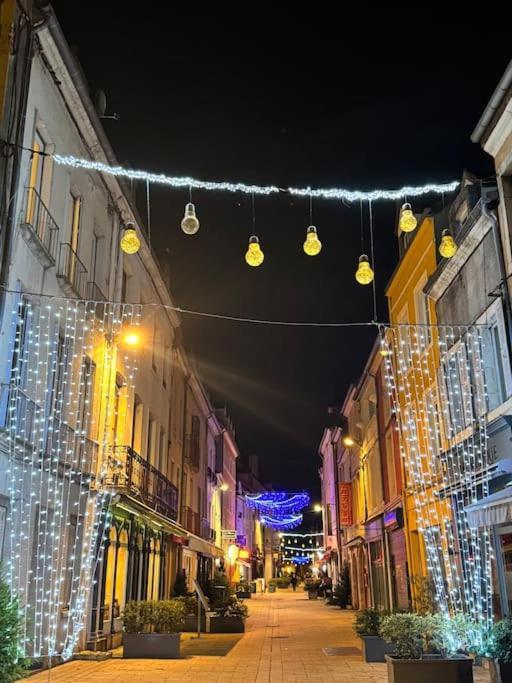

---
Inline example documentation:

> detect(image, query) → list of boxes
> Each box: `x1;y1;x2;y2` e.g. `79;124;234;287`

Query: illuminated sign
339;483;353;526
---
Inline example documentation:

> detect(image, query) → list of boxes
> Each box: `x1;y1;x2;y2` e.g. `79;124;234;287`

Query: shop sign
384;507;403;529
339;483;353;526
238;547;250;560
222;529;236;540
236;534;247;546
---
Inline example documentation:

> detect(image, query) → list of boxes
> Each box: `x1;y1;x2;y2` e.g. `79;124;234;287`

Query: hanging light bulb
439;229;458;258
355;254;374;285
303;225;322;256
120;223;140;254
181;202;200;234
399;202;417;233
245;235;264;267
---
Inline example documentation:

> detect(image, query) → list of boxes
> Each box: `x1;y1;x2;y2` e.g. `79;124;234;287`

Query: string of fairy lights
381;324;493;628
245;491;311;530
48;153;461;278
279;531;324;566
5;291;141;659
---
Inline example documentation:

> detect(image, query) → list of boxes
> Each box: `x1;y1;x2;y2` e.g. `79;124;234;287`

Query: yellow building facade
386;213;448;607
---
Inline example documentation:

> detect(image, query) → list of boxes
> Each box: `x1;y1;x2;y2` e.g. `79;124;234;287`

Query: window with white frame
414;274;431;349
478;301;512;412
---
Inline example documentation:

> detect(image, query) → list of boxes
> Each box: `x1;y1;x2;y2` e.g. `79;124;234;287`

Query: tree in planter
353;608;383;637
172;569;188;597
334;564;351;608
214;596;249;619
152;601;187;633
0;575;26;682
380;613;424;659
410;575;436;614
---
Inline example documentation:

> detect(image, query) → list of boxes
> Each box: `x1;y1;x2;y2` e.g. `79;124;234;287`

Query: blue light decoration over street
245;491;310;530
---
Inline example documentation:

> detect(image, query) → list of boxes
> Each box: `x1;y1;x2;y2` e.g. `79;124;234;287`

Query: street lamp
313;504;323;513
123;331;140;347
342;435;361;448
220;483;229;492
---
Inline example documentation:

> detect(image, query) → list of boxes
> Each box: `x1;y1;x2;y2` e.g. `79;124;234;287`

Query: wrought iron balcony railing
105;445;178;521
20;187;59;265
57;243;88;299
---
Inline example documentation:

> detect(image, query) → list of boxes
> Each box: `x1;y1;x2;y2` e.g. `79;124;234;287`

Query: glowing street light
220;483;229;492
313;504;323;513
124;331;140;347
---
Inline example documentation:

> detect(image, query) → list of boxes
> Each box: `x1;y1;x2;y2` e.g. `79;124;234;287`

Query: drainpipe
483;201;512;359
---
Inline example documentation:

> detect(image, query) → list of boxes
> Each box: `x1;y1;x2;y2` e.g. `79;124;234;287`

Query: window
69;192;81;253
163;345;170;389
90;231;102;283
26;127;53;224
121;270;128;303
385;430;397;499
112;374;124;445
414;276;431;348
131;395;143;454
77;356;96;438
147;416;157;464
152;322;161;373
425;389;442;455
158;428;166;475
477;301;511;413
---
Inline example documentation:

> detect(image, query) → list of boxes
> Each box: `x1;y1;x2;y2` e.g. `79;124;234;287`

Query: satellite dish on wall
94;90;107;117
94;90;120;121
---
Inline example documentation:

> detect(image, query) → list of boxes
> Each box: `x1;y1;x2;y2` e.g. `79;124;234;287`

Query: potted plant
268;579;277;594
0;574;26;681
353;608;395;662
487;618;512;683
123;600;186;658
275;577;291;589
380;613;473;683
175;595;207;632
209;596;248;633
236;582;252;599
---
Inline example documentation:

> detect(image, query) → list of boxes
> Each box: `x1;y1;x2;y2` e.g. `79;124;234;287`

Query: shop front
366;517;387;611
465;418;512;617
87;498;188;651
383;507;409;610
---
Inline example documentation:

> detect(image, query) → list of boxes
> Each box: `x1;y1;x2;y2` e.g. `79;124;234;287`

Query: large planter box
182;613;207;632
269;584;276;593
209;615;245;633
361;635;395;663
489;660;512;683
236;590;252;599
123;632;181;659
307;589;318;600
385;655;473;683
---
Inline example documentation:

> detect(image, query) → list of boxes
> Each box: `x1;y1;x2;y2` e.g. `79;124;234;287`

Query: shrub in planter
275;577;290;589
123;599;186;659
380;613;473;683
0;574;26;682
333;564;351;608
236;582;252;598
486;618;512;683
353;608;394;662
209;596;249;633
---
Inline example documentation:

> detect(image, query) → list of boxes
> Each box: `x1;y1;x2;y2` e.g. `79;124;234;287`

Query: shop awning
465;486;512;527
188;534;224;558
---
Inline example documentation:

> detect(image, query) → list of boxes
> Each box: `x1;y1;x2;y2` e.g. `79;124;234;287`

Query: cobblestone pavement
23;590;491;682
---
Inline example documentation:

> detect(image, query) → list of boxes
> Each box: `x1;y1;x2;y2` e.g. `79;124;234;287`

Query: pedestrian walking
290;573;298;592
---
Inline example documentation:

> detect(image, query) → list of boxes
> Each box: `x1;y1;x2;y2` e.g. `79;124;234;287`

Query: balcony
7;388;98;474
183;506;200;536
201;518;216;542
105;445;178;521
57;243;88;299
20;187;59;266
184;433;200;471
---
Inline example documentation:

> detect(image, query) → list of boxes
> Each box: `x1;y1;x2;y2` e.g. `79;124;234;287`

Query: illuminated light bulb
399;203;417;233
303;225;322;256
245;235;264;267
380;346;389;357
181;202;200;234
355;254;374;285
439;229;458;258
124;331;139;347
120;223;140;254
313;504;323;513
343;436;355;447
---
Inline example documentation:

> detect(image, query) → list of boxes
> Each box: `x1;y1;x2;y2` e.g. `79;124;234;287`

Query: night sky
51;5;510;498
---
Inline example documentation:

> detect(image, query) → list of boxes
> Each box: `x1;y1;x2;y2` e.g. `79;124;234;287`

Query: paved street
23;590;491;683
